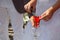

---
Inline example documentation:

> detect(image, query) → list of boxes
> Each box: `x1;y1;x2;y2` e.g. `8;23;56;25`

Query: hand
24;0;37;13
41;0;60;21
41;8;54;21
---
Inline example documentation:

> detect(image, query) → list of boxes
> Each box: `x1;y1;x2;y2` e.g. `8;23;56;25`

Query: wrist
48;6;59;14
51;0;60;13
30;0;37;3
30;0;37;1
48;7;55;14
29;0;37;6
48;0;60;14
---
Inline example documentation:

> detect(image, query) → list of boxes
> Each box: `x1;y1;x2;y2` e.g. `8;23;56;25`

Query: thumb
40;13;47;19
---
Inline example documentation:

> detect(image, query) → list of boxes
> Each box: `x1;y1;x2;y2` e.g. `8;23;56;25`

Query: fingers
41;13;54;21
43;17;50;21
24;4;28;12
40;13;48;19
24;3;35;13
24;3;31;13
30;16;34;26
41;13;50;21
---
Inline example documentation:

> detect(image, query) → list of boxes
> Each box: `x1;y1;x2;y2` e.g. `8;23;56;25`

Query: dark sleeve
12;0;30;13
